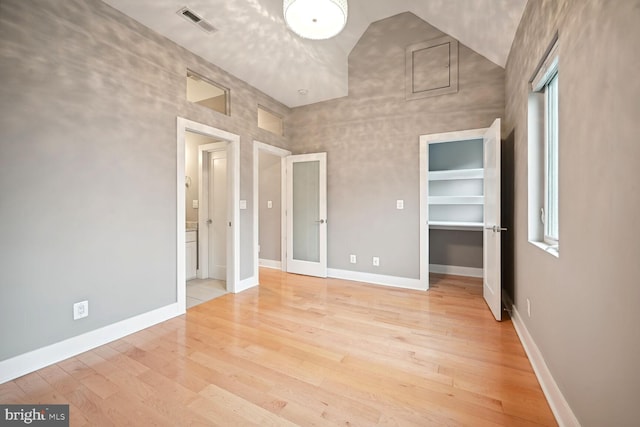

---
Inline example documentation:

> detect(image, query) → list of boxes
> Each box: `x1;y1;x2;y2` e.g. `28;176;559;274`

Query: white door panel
208;153;227;280
286;153;327;277
483;118;503;321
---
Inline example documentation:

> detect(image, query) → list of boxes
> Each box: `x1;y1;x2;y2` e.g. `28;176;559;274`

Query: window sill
529;240;559;258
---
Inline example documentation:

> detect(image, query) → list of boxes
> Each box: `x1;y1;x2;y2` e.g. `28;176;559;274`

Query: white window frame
528;37;559;255
542;72;559;245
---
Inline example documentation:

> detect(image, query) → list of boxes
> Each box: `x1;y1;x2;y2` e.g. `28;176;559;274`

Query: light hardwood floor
0;269;556;426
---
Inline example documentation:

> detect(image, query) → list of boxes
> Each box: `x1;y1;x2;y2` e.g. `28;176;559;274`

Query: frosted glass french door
286;153;327;277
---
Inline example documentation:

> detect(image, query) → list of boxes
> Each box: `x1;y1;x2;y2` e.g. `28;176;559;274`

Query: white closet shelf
428;196;484;205
429;221;484;231
428;168;484;181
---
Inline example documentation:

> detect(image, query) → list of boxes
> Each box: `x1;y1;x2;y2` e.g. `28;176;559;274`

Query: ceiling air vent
176;6;217;34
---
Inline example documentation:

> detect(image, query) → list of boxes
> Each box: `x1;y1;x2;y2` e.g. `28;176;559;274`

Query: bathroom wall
185;132;220;224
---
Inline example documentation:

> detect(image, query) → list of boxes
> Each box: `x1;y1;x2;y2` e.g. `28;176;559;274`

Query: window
186;70;229;115
528;38;559;255
257;105;284;136
544;73;559;243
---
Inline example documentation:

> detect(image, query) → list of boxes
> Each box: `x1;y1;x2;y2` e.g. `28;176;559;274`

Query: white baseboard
511;306;580;427
0;303;182;384
327;268;426;290
259;259;282;270
429;264;483;278
235;276;258;293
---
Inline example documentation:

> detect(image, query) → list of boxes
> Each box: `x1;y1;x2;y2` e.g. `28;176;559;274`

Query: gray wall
288;12;504;278
0;0;290;361
185;132;219;223
429;230;483;268
258;151;282;262
504;0;640;425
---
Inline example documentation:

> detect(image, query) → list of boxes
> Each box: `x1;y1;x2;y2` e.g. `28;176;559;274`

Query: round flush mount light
298;89;308;95
283;0;348;40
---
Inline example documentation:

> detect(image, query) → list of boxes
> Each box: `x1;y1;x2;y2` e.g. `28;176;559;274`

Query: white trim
259;259;282;269
529;240;560;258
421;127;488;144
252;141;291;283
327;269;425;291
429;264;483;278
286;153;328;278
419;139;429;290
177;117;240;298
419;127;488;292
511;306;581;427
235;276;259;293
0;303;180;384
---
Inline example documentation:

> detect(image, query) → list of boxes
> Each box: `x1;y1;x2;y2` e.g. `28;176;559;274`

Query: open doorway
184;132;227;308
252;141;291;280
177;118;239;313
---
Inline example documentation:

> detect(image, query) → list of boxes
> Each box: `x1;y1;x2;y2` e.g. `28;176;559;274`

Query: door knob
315;219;326;224
206;219;212;225
484;225;508;232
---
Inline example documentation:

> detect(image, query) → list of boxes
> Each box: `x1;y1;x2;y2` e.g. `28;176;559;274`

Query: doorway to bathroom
177;118;239;313
185;132;227;307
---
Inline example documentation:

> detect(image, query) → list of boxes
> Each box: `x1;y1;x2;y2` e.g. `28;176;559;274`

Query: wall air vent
176;7;217;34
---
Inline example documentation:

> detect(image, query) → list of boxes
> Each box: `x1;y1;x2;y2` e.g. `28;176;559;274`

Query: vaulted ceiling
102;0;527;108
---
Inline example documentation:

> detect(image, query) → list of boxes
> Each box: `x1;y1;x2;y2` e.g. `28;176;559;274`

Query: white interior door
208;151;227;280
286;153;327;277
483;118;503;321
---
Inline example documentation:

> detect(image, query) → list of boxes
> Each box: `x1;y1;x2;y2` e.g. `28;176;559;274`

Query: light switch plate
239;200;247;210
267;200;273;209
396;200;404;210
192;200;199;209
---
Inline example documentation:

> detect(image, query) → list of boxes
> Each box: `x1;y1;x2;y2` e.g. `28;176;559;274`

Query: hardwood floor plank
0;269;556;426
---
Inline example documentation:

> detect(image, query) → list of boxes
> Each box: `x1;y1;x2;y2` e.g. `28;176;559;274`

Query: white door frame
176;117;240;314
419;127;489;290
198;142;228;281
252;141;291;280
285;152;328;278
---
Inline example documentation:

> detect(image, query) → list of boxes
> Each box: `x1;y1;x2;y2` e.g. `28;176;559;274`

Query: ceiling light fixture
283;0;348;40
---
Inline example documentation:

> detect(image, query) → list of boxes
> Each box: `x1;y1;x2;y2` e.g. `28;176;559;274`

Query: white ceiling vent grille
176;7;217;33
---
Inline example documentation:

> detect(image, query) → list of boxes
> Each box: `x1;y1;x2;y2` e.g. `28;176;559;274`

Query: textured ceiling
102;0;527;108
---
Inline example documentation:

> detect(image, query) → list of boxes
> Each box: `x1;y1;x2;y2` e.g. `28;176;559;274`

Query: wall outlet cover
73;301;89;320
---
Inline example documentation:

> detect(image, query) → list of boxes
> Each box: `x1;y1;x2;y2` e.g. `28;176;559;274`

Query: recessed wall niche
405;36;458;100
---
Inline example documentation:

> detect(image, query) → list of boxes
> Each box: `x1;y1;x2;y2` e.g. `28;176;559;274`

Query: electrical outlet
527;298;531;317
192;199;199;209
373;256;380;266
267;200;273;209
73;300;89;320
350;254;357;264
